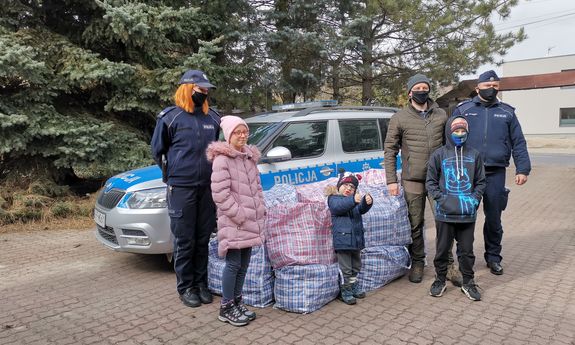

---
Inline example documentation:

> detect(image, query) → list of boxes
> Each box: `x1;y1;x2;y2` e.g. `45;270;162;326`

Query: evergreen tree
331;0;525;105
0;0;526;190
264;0;330;103
0;0;247;187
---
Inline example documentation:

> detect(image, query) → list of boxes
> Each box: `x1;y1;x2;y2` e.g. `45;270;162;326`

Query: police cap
179;69;216;88
477;70;500;83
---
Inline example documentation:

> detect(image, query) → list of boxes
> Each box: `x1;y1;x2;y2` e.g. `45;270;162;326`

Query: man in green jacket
384;73;462;285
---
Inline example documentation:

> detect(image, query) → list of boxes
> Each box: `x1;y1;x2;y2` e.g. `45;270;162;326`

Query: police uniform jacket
151;106;220;187
452;96;531;175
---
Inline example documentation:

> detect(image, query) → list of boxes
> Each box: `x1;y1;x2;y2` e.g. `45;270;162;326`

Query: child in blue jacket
426;116;486;301
325;172;373;305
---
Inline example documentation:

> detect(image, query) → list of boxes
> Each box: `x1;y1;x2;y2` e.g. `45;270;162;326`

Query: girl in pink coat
206;115;265;327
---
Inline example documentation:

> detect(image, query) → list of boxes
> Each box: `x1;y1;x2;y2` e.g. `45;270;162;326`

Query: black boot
218;301;249;327
408;261;424;283
198;284;213;304
234;296;256;321
179;288;201;308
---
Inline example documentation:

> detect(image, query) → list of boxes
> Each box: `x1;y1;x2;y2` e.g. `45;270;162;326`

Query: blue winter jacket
327;193;372;251
150;106;220;187
426;117;487;223
452;96;531;175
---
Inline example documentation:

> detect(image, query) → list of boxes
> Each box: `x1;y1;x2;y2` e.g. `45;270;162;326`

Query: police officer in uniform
151;70;221;307
452;70;531;276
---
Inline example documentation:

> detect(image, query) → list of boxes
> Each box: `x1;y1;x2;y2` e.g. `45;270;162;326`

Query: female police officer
151;70;221;307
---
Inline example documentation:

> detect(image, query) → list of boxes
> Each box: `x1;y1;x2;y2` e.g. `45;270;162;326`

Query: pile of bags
208;169;411;314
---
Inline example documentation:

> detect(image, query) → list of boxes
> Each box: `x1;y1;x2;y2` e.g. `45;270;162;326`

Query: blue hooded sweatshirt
426;116;487;223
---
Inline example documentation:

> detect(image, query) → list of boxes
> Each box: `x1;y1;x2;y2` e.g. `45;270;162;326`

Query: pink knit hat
220;115;248;143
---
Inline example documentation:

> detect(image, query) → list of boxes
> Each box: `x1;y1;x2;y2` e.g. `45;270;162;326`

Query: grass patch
0;190;97;233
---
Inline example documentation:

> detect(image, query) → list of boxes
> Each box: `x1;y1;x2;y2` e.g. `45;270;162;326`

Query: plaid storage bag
357;245;410;292
358;184;412;247
295;178;337;203
207;238;274;308
264;183;298;208
273;263;340;314
265;202;336;269
361;168;388;185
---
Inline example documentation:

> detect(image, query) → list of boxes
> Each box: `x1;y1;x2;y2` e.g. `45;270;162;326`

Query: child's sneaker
339;284;357;305
351;281;366;299
461;280;481;301
234;296;256;321
218;301;249;326
429;279;447;297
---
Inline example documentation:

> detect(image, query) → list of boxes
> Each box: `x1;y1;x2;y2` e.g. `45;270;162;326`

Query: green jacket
384;101;447;185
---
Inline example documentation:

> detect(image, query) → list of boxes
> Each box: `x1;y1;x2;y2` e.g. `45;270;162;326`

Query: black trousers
482;167;507;264
434;220;476;284
167;185;216;295
404;191;455;265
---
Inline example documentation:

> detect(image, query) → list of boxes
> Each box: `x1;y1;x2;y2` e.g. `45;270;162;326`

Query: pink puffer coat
206;142;265;257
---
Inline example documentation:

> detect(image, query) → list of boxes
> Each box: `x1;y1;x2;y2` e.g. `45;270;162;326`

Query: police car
94;101;398;255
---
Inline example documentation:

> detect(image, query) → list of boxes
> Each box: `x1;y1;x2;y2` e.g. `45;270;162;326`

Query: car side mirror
260;146;292;163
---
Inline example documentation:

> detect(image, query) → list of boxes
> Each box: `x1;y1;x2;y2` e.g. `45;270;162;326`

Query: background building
501;54;575;135
437;54;575;135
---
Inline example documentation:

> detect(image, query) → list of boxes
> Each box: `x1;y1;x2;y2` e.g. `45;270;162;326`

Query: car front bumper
94;205;173;254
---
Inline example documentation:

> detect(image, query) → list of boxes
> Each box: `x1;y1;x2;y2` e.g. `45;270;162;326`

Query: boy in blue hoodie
426;117;486;301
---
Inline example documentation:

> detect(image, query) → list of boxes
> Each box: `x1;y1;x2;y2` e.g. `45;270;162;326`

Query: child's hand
354;193;362;203
365;193;373;205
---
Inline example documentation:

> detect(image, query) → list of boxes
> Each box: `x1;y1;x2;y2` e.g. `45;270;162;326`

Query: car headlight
118;188;167;209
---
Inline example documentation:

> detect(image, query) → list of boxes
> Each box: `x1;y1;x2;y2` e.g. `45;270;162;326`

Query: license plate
94;209;106;228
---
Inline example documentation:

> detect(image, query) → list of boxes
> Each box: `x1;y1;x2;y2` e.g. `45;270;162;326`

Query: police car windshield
247;122;281;148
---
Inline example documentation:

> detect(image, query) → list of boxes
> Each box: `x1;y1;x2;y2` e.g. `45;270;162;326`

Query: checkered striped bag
207;238;274;308
357;245;410;292
263;183;299;207
361;168;388;185
273;263;340;314
358;184;412;247
295;178;337;202
265;202;336;269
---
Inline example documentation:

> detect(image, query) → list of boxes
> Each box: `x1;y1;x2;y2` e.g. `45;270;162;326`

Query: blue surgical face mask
451;132;468;146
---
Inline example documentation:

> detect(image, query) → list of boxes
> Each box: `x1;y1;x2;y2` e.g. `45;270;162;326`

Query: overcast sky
461;0;575;79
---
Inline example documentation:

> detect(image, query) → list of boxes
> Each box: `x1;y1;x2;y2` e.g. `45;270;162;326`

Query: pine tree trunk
361;34;374;106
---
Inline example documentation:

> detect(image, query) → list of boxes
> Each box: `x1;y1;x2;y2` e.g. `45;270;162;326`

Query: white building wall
501;54;575;135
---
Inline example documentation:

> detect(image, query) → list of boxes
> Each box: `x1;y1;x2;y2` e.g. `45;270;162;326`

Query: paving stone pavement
1;165;574;345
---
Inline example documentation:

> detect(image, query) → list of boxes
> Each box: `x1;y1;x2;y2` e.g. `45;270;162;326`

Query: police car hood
103;165;165;192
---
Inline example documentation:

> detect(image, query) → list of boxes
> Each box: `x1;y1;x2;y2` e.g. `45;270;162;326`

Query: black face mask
411;91;429;105
192;91;208;107
478;87;498;103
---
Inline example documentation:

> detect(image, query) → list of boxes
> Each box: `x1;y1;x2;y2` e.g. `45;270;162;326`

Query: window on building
271;121;327;159
339;119;381;153
560;108;575;126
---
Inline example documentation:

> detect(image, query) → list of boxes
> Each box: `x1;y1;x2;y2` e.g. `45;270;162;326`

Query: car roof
245;106;398;123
